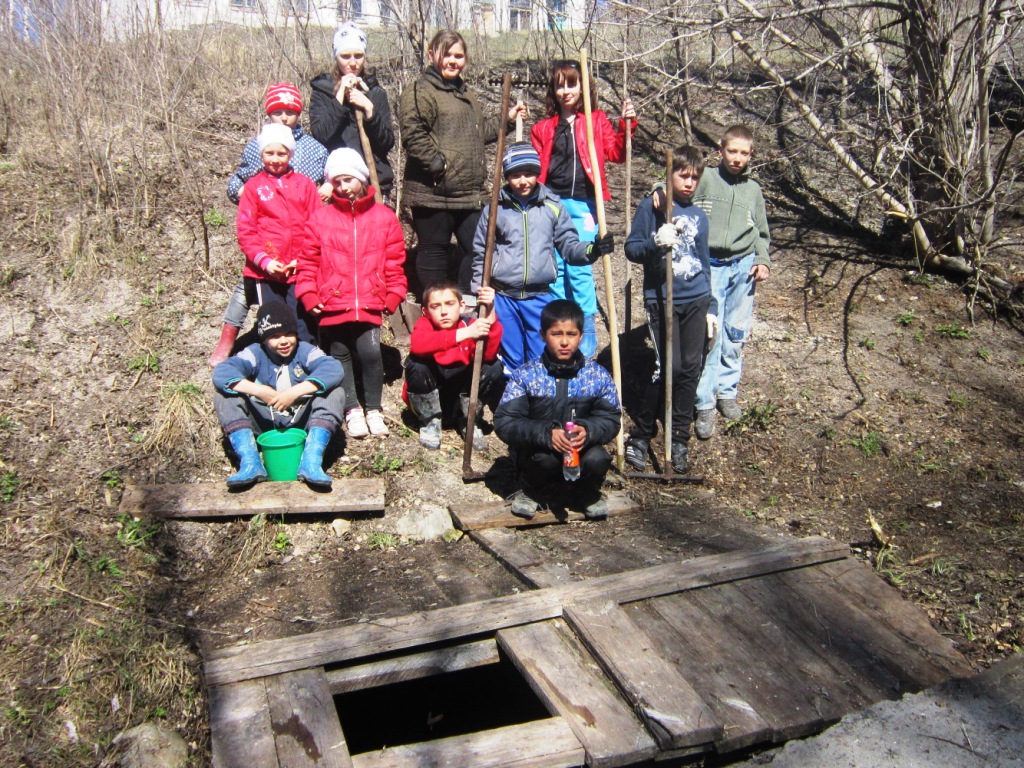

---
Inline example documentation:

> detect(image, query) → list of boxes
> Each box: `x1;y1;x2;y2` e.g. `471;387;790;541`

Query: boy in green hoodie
691;125;771;438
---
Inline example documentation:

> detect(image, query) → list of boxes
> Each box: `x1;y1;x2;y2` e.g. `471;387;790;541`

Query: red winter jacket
296;187;407;327
530;110;636;202
236;170;321;282
409;313;502;367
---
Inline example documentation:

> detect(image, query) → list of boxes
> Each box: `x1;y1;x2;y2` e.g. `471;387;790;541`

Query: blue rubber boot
226;429;267;488
296;427;332;490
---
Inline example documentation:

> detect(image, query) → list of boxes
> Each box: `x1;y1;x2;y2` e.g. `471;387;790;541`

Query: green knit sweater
692;163;771;268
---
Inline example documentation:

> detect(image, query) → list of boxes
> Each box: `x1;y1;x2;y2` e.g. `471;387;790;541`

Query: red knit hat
264;82;303;115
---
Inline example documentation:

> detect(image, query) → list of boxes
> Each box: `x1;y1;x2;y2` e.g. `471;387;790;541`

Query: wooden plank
562;599;722;750
681;584;851;738
775;561;973;687
625;601;772;753
818;560;973;679
205;537;849;686
650;589;838;742
264;667;352;767
470;529;574;588
733;573;908;704
498;619;658;767
120;479;385;519
324;639;500;694
209;679;278;768
349;716;584;768
451;491;636;531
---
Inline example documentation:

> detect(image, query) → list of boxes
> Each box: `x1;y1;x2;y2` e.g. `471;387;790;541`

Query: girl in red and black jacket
297;148;407;439
235;123;322;344
529;60;637;358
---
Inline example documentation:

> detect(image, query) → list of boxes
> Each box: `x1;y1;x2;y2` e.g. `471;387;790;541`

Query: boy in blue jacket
471;142;614;372
623;146;717;474
494;300;621;520
212;301;345;490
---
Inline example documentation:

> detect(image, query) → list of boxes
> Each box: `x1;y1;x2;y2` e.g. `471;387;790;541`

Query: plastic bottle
563;421;581;481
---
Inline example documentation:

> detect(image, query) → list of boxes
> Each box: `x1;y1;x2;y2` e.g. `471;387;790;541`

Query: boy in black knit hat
212;301;345;489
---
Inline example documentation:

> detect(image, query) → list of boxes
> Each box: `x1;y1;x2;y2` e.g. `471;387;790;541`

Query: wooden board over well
120;479;385;519
204;537;973;767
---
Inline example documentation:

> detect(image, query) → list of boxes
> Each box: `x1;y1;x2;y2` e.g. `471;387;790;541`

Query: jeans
214;387;345;435
494;293;554;373
695;254;756;411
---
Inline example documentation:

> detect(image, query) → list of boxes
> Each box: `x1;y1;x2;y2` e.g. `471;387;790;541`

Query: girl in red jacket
297;148;407;438
234;123;321;344
530;60;636;358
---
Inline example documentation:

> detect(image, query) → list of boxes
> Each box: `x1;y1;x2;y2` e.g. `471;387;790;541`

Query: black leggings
319;322;383;412
410;207;482;297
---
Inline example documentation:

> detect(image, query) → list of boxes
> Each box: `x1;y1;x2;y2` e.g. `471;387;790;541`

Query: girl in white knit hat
296;148;407;438
230;123;322;350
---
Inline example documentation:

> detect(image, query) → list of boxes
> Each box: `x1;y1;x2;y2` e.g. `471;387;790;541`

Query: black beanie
256;301;298;342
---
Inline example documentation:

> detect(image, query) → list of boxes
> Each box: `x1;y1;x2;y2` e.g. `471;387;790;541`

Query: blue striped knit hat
502;141;541;177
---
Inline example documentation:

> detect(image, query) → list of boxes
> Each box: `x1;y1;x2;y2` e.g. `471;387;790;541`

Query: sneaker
584;493;608;521
671;442;690;474
624;438;649;471
717;398;743;422
345;408;369;439
366;409;390;436
694;408;716;440
509;489;538;519
419;418;441;450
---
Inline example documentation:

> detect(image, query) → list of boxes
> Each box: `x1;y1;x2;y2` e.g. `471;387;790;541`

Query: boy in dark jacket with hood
471;142;614;372
494;300;621;520
212;301;345;490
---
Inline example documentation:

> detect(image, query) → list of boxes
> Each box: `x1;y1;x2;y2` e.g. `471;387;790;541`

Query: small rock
393;503;454;541
112;723;188;768
331;518;352;537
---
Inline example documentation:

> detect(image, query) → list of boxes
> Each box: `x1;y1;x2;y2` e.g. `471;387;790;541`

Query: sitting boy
404;282;505;450
471;142;614;373
494;300;621;520
212;301;345;490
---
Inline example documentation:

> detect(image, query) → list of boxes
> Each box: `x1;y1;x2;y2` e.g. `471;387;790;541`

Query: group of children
210;43;770;519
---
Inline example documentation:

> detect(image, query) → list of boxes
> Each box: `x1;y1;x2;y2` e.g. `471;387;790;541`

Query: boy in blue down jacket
494;300;621;521
212;301;344;490
470;142;614;372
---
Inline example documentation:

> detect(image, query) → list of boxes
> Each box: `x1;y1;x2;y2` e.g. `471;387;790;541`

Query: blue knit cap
502;141;541;177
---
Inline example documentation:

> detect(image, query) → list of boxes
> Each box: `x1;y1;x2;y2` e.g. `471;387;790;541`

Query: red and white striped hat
264;82;303;115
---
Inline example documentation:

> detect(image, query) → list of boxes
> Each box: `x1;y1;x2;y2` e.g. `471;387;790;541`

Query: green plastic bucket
256;428;307;481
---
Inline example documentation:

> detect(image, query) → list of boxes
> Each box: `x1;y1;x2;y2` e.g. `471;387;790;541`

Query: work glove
654;223;681;249
706;314;719;340
588;233;615;257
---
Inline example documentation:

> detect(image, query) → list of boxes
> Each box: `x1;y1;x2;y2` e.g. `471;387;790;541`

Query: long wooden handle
463;73;513;477
623;60;633;337
663;150;674;472
355;111;383;203
580;49;625;472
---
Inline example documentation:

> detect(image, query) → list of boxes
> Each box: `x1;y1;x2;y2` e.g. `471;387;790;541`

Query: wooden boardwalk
204;536;972;767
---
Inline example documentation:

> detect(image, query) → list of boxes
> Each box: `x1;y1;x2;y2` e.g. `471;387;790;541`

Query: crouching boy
404;282;505;450
212;301;345;490
494;300;621;520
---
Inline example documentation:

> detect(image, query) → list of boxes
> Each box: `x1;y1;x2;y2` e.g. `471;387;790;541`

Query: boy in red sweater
404;282;504;450
234;123;321;345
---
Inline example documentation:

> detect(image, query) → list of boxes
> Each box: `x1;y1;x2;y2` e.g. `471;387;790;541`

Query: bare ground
1;58;1023;768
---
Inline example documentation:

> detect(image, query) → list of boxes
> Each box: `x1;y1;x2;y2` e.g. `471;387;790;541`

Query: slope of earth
0;39;1022;768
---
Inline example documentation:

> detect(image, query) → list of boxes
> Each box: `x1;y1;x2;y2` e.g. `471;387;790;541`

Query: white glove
654;223;680;249
706;314;719;339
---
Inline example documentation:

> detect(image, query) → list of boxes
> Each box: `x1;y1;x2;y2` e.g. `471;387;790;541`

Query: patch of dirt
1;38;1022;768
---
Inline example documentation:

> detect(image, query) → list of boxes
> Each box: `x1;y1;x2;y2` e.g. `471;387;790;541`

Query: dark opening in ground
335;655;552;753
